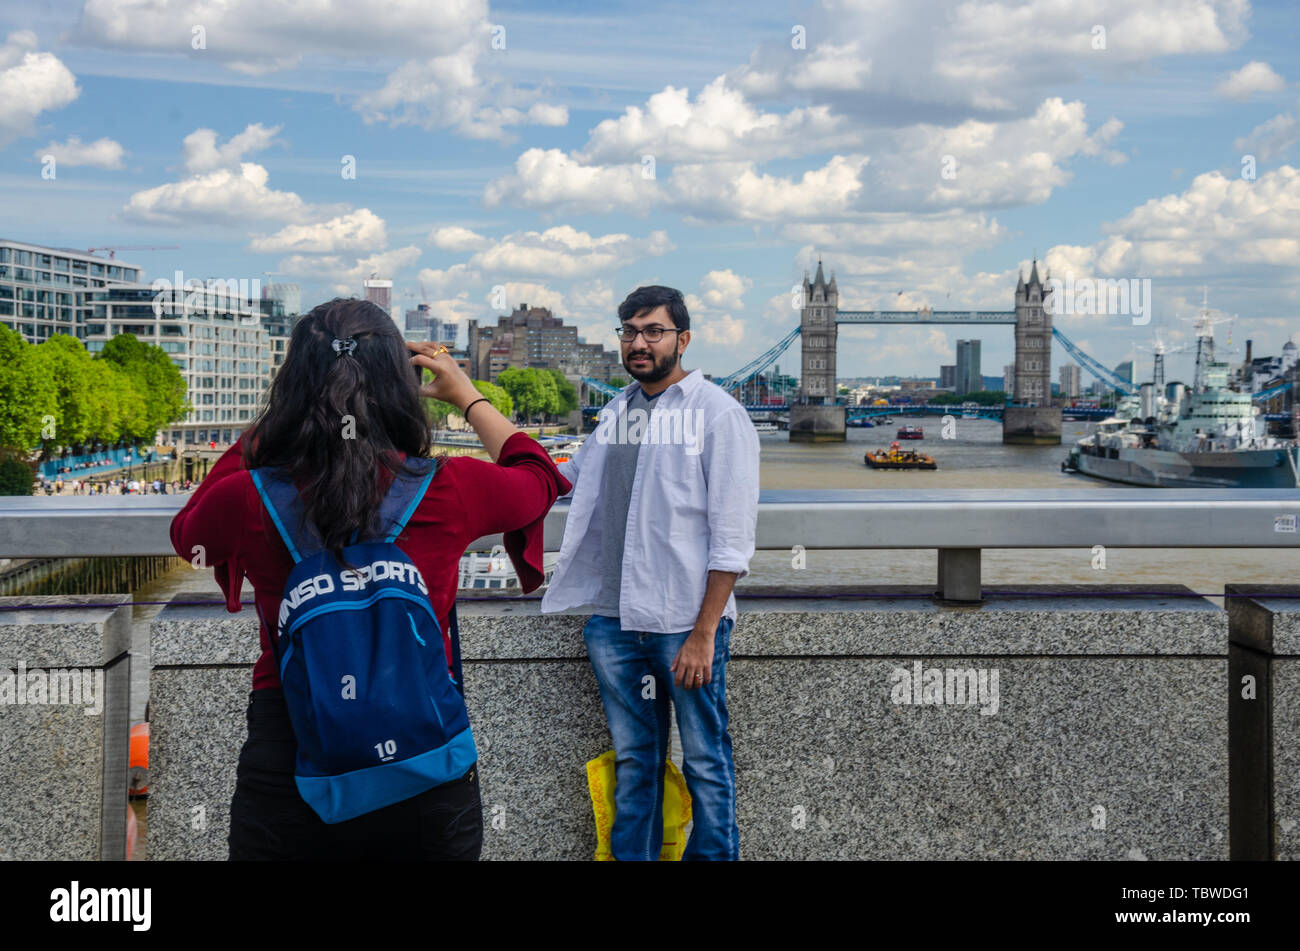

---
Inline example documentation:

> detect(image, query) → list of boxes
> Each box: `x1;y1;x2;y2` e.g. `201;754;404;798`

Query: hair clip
332;337;358;356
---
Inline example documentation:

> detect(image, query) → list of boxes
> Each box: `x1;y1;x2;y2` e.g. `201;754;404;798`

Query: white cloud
249;208;387;253
871;98;1123;211
698;270;752;311
410;228;672;343
122;162;313;226
278;246;422;287
428;225;492;252
1235;99;1300;162
695;312;746;347
729;0;1248;124
1088;165;1300;277
355;37;569;142
0;32;79;148
417;263;478;296
468;226;673;279
483;148;659;214
33;134;124;169
70;1;565;142
488;94;1120;221
1217;61;1286;101
183;123;280;173
414;292;477;330
70;0;486;72
576;76;856;165
780;211;1005;251
669;155;869;222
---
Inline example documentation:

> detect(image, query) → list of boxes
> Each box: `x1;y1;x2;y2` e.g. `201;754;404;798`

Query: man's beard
624;347;679;383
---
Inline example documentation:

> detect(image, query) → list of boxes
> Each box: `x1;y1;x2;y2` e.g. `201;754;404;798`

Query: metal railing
3;489;1299;601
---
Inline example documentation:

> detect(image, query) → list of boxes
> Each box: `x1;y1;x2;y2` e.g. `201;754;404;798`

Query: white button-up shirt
540;368;760;632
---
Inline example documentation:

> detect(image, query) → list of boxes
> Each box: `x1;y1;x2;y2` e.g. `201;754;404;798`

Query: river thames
745;414;1296;601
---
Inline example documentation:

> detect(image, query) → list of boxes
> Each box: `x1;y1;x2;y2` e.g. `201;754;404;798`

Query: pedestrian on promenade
170;297;570;860
541;285;760;861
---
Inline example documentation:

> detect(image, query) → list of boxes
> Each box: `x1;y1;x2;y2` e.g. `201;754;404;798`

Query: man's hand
670;626;716;690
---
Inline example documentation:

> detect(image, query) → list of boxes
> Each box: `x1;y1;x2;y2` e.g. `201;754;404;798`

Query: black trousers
227;688;483;860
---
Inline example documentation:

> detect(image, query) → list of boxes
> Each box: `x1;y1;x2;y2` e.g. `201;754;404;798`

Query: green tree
0;324;58;455
97;334;190;443
546;369;578;416
29;335;97;454
425;378;512;429
497;367;552;422
0;454;34;496
473;379;512;418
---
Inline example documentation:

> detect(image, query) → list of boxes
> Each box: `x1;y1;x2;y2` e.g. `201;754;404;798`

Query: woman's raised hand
406;341;476;406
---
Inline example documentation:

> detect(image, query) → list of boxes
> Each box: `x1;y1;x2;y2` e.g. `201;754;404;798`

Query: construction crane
86;245;179;259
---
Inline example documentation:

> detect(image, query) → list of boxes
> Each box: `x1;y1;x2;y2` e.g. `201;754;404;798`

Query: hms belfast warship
1063;300;1300;488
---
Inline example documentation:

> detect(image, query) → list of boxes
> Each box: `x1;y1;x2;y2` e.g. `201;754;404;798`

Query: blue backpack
249;457;476;824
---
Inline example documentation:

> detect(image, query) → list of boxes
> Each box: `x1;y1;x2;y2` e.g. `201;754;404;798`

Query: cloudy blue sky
1;0;1297;386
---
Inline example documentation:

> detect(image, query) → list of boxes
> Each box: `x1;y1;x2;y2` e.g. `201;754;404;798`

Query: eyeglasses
616;325;684;343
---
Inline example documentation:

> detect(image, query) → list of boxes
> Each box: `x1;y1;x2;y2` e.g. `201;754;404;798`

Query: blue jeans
582;614;738;861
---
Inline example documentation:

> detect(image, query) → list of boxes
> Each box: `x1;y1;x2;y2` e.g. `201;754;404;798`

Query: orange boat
129;721;149;798
865;441;937;470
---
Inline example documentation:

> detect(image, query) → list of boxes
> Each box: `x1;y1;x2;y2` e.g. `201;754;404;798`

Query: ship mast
1182;288;1235;393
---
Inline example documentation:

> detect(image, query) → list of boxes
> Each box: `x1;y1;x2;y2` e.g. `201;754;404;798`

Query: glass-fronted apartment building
84;284;272;447
0;239;142;342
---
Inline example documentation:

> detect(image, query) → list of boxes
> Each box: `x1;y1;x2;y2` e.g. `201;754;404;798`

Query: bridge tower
1013;258;1052;403
1004;257;1062;444
790;258;847;441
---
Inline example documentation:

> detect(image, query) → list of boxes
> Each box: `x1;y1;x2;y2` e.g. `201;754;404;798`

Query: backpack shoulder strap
249;456;439;561
249;466;321;563
449;601;464;696
375;456;439;542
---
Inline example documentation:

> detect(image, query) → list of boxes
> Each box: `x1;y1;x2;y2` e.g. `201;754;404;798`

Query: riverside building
0;239;142;343
84;283;275;448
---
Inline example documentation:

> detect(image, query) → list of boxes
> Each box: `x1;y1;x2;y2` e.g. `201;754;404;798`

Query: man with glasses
541;285;760;861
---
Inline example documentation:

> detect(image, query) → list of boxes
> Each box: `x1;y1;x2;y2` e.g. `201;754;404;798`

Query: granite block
1275;660;1300;861
150;601;261;667
147;668;250;861
470;662;609;861
0;598;131;860
729;658;1226;860
146;587;1234;860
459;586;1227;658
0;594;132;666
0;700;106;860
1225;584;1300;656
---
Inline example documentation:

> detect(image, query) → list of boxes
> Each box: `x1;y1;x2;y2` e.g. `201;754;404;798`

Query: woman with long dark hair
170;297;571;860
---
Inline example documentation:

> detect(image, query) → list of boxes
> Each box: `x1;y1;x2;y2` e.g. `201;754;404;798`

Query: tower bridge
577;257;1154;444
793;258;1059;444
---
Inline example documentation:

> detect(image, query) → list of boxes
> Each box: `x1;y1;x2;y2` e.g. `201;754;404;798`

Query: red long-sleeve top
170;431;571;690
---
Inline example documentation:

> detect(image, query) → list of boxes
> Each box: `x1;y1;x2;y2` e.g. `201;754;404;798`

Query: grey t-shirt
589;385;663;616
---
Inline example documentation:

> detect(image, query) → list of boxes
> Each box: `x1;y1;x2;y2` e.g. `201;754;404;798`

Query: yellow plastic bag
586;750;691;861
